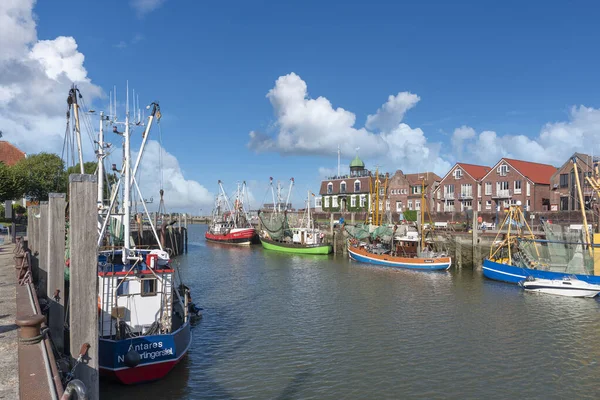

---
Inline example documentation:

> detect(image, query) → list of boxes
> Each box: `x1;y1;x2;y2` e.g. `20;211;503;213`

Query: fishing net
258;211;304;240
345;224;371;240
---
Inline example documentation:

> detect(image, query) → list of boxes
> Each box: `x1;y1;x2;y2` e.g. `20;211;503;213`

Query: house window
514;180;522;194
560;196;569;211
116;279;129;296
526;182;531;196
454;168;463;179
486;200;492;210
332;196;338;207
354;180;361;192
445;200;455;212
396;201;403;212
340;182;347;194
415;200;421;210
379;200;383;211
379;188;385;196
463;200;472;210
485;182;492;195
526;199;531;211
477;183;481;198
498;164;509;176
386;200;390;210
327;182;333;194
351;195;356;208
478;200;481;211
559;174;569;188
315;198;322;208
324;196;330;208
408;200;413;210
412;186;421;194
461;183;472;198
359;195;366;207
141;278;157;297
437;190;440;199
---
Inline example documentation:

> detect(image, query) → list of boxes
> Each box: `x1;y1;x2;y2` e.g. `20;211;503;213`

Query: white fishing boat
520;276;600;298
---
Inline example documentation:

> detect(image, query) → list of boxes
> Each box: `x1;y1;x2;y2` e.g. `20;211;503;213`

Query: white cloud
248;73;450;175
130;0;166;17
365;92;420;132
451;106;600;166
135;140;214;211
0;1;102;155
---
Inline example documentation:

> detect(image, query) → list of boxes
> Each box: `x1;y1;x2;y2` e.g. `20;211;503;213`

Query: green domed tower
350;155;365;177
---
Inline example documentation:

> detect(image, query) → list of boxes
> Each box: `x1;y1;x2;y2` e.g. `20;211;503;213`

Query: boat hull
99;322;191;385
482;259;600;285
522;280;600;298
348;245;452;271
260;238;332;255
205;227;255;245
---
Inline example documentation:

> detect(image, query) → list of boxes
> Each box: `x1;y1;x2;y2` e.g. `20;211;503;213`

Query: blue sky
4;0;600;211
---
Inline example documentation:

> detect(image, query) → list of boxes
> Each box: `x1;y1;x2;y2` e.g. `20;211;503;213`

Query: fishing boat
205;181;256;245
67;86;197;384
346;174;451;271
483;157;600;286
520;276;600;298
259;180;332;255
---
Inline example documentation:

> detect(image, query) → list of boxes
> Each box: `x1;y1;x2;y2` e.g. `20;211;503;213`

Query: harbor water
102;224;600;399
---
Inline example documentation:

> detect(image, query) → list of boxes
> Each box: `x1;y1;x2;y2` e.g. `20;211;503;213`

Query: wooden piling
68;174;99;400
30;205;40;285
27;205;34;249
47;193;66;353
454;235;462;269
472;210;481;268
330;213;334;235
38;202;49;298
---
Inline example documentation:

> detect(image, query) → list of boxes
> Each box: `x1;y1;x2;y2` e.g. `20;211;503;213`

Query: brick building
319;155;373;213
434;163;491;212
480;158;556;213
549;153;597;211
387;170;440;213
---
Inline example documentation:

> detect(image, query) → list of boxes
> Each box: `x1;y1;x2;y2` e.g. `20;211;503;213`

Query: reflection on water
102;224;600;399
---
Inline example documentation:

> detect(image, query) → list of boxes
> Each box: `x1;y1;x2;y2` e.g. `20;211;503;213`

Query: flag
311;192;316;197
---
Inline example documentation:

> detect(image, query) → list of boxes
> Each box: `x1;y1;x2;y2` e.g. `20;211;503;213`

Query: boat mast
270;177;276;213
285;178;294;211
572;157;593;258
123;109;131;255
68;86;85;174
97;112;105;209
218;180;234;222
277;181;282;212
421;177;425;251
307;190;311;229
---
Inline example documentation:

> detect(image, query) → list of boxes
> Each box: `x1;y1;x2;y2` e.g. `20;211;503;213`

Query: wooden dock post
330;213;334;235
38;202;49;297
48;193;66;353
454;235;462;269
30;205;40;285
27;205;34;249
472;210;480;268
69;174;99;400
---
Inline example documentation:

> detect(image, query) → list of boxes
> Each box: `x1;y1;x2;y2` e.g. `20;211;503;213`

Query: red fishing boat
205;180;256;245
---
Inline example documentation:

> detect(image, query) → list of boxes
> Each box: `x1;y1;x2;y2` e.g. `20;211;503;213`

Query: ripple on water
102;225;600;399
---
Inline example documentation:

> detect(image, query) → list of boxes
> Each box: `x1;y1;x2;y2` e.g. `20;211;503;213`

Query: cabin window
351;195;356;207
340;182;347;194
327;182;333;194
141;278;157;297
116;279;129;296
354;180;361;192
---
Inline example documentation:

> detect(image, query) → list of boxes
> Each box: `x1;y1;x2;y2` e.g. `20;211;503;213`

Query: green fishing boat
259;185;332;255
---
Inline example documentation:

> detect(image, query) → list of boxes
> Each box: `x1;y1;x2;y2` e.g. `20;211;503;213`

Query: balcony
492;189;512;199
443;193;455;200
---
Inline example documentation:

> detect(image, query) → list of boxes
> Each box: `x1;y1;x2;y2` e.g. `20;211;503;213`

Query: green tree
0;162;26;202
12;153;66;201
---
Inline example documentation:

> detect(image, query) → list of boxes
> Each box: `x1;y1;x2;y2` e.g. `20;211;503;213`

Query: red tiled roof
405;172;441;186
503;158;556;185
457;163;491;180
0;141;26;166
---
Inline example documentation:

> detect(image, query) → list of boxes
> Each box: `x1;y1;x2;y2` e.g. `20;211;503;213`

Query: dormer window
497;164;509;176
454;169;463;179
340;181;347;194
327;182;333;194
354;180;361;192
